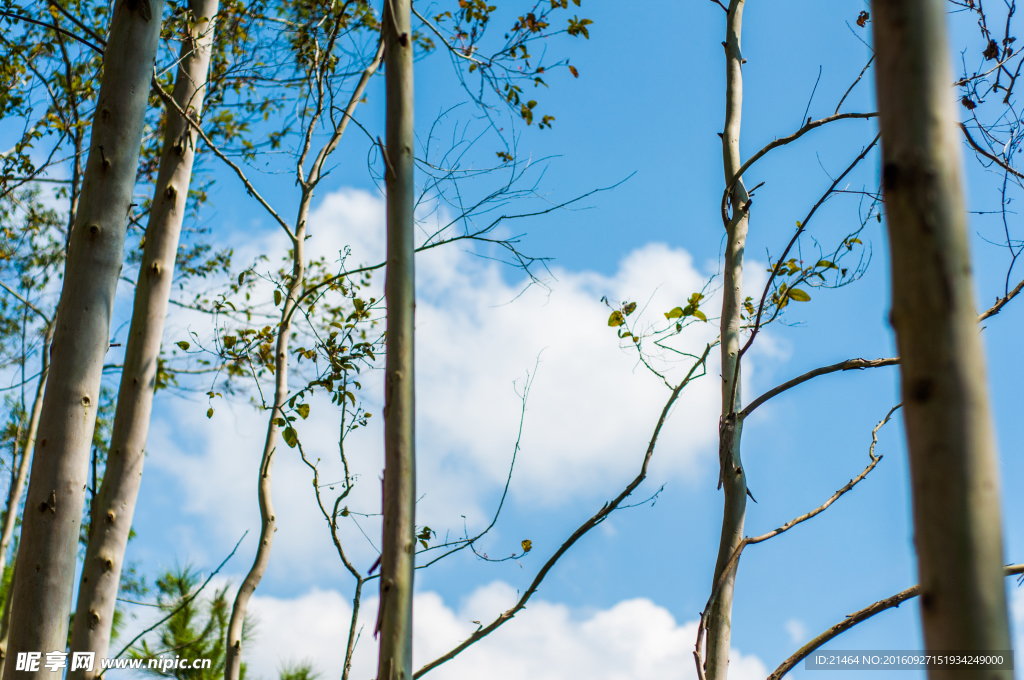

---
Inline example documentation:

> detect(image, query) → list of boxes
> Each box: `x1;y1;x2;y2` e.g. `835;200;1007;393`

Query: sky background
7;0;1024;678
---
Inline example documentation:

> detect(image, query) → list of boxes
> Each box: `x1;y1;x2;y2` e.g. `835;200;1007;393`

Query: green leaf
608;310;625;326
223;335;236;349
693;310;708;322
176;341;190;350
206;408;214;419
788;288;811;302
521;539;532;552
296;403;310;420
816;260;838;270
274;289;282;306
664;307;684;319
282;426;298;448
623;301;637;316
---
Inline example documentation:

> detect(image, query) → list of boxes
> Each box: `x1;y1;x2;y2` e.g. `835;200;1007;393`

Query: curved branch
741;357;898;418
414;345;712;678
767;562;1024;680
721;113;878;220
959;123;1024;180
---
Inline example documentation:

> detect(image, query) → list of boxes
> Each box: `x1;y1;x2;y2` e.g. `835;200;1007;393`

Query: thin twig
104;532;247;669
959;122;1024;179
414;345;712;678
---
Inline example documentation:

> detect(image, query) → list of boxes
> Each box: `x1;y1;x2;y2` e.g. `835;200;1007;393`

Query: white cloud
145;187;783;586
784;618;808;645
237;582;767;680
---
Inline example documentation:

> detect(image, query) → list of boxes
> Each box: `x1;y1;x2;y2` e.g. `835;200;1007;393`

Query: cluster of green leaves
430;0;593;137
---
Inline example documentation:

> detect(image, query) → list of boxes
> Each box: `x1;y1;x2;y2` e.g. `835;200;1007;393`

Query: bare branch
150;79;297;242
741;358;898;418
978;277;1024;321
722;113;878;222
959;123;1024;179
695;404;900;680
414;345;712;678
767;562;1024;680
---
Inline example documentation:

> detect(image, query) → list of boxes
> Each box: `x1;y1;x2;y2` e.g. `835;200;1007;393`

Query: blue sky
6;0;1024;678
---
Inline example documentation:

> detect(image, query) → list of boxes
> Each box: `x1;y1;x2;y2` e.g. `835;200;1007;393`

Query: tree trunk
871;0;1012;670
375;1;416;679
0;0;165;670
706;2;749;678
68;0;218;672
223;199;308;680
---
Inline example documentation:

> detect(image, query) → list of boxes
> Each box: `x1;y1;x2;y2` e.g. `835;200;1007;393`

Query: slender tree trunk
871;0;1012;668
223;203;307;680
0;0;165;670
67;1;218;672
0;322;54;584
376;0;416;678
706;2;749;678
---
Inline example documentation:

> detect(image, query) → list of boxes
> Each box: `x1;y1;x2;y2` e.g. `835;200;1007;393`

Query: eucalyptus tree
1;0;168;667
68;0;224;671
871;0;1012;662
376;0;416;676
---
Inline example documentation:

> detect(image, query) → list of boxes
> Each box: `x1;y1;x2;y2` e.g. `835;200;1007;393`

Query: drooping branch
767;562;1024;680
414;345;712;679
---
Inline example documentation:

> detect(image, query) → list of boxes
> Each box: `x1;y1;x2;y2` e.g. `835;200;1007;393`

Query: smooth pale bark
376;0;416;678
223;214;305;680
221;36;384;680
0;0;165;671
706;2;749;678
871;0;1012;668
67;0;218;672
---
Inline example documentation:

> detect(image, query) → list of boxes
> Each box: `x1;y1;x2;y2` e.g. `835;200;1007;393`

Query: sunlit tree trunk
871;0;1012;669
0;0;165;669
376;0;416;677
705;2;749;679
67;0;218;672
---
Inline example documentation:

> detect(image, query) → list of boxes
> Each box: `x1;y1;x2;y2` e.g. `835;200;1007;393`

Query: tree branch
978;276;1024;321
413;345;712;678
150;79;296;241
741;358;898;418
695;404;900;680
767;562;1024;680
959;123;1024;180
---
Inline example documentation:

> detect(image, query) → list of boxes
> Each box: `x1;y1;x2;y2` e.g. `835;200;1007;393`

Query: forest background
2;0;1023;678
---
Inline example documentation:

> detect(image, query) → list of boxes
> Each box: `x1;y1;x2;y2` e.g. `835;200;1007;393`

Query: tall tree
871;0;1013;663
704;2;749;677
68;0;220;671
0;0;166;668
376;0;416;677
